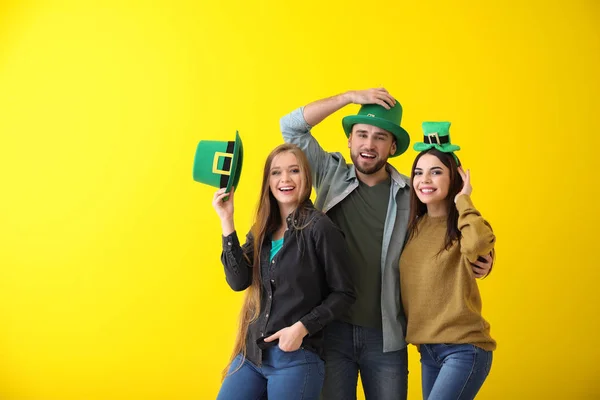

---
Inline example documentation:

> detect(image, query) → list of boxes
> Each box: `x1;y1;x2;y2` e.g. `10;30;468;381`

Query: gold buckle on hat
212;152;232;175
427;133;441;145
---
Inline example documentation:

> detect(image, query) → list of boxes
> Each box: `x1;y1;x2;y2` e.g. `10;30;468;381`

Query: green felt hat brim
342;115;410;157
225;131;243;194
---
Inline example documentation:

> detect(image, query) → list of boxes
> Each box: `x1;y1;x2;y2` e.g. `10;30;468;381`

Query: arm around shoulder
280;89;395;191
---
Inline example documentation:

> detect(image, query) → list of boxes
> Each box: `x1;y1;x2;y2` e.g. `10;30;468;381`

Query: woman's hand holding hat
213;187;235;236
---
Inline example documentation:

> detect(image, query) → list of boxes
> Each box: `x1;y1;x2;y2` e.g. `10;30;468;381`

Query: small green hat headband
414;121;461;165
414;121;460;153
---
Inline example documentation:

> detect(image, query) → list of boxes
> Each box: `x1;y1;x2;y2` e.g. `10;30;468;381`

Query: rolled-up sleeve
280;107;313;141
280;107;335;190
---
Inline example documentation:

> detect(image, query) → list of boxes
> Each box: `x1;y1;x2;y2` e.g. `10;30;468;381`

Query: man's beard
350;151;388;175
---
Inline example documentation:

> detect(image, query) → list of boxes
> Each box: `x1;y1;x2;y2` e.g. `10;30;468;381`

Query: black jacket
221;202;356;365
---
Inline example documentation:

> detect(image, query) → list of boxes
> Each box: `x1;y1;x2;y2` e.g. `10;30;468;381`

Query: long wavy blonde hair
222;143;313;378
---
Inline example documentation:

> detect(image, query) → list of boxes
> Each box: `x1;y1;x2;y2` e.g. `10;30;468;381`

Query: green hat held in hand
192;130;243;194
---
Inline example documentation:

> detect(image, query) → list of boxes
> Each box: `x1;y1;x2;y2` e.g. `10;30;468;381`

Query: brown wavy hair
406;148;463;252
222;143;313;378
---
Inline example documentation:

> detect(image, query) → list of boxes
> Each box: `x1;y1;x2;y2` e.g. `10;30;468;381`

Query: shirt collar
285;200;315;228
348;164;408;188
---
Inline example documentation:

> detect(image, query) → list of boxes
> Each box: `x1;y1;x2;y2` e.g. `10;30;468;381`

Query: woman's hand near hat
454;168;494;278
213;187;235;236
347;87;396;110
454;167;472;203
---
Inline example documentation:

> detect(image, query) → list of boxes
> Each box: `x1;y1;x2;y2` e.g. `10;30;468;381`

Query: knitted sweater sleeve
456;194;496;263
280;107;338;191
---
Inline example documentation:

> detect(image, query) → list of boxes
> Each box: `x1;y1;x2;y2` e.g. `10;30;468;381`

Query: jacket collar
347;163;408;188
285;199;316;229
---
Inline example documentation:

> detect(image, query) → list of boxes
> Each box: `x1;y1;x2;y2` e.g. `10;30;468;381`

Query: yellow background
1;0;598;399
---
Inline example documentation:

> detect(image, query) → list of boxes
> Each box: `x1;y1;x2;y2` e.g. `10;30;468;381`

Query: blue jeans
420;344;493;400
217;346;325;400
321;320;408;400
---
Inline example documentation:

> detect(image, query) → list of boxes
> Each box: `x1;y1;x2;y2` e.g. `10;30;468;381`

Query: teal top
270;237;284;262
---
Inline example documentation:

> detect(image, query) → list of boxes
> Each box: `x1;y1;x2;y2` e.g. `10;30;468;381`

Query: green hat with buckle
192;130;243;194
341;100;410;157
414;121;460;153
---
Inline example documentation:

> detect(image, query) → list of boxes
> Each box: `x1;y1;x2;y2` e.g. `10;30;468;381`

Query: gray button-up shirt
280;107;411;352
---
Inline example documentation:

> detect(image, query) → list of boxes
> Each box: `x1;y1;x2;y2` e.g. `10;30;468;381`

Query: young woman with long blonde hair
212;143;355;400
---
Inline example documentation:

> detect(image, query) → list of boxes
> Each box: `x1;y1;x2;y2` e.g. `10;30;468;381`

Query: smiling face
268;151;305;210
413;153;451;211
348;123;397;175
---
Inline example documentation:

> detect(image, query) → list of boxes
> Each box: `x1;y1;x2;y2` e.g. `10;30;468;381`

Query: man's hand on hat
347;88;396;110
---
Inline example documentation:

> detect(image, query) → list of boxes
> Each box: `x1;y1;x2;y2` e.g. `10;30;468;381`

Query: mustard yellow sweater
399;194;496;351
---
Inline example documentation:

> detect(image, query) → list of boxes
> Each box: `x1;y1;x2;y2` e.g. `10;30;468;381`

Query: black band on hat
423;134;450;145
220;141;235;188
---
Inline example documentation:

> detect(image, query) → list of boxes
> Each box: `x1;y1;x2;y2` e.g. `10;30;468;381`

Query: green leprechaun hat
341;100;410;157
192;130;243;194
414;121;461;153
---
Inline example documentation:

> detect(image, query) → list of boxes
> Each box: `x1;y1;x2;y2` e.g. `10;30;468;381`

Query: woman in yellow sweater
399;122;496;400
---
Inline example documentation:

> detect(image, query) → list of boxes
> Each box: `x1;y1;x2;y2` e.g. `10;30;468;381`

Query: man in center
280;88;492;399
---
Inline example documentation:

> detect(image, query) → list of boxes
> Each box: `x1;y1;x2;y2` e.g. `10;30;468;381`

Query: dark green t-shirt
327;176;391;329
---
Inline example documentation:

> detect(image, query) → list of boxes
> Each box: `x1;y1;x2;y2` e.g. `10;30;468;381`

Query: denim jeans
321;320;408;400
420;343;493;400
217;346;325;400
